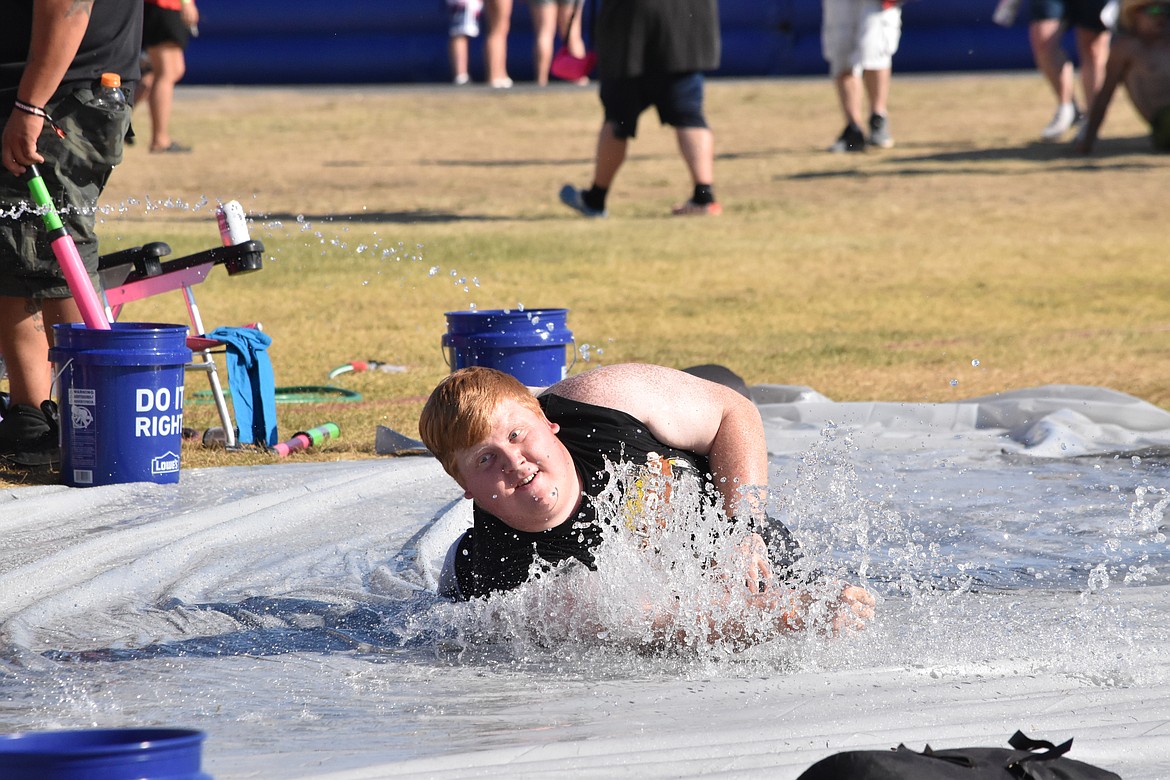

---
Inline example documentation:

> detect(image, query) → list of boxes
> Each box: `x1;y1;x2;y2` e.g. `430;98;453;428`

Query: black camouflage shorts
0;82;131;299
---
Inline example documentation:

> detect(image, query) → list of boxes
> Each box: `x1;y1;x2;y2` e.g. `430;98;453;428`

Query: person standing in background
1028;0;1112;141
821;0;902;152
1075;0;1170;153
558;0;723;217
137;0;198;152
484;0;513;88
447;0;484;85
529;0;588;86
0;0;142;467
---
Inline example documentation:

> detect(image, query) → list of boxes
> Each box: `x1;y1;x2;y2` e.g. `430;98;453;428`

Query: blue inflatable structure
185;0;1036;85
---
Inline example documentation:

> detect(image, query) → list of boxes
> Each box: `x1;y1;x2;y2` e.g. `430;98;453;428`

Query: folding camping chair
97;239;265;448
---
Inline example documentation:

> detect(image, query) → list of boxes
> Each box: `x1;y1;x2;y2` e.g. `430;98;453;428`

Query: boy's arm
551;364;877;635
1076;38;1134;154
549;363;769;521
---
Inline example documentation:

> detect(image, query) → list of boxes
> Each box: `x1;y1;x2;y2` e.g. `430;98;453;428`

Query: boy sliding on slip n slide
1076;0;1170;153
418;363;876;643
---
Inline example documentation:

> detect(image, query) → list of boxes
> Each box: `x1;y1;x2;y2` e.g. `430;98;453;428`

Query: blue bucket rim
50;322;192;366
53;322;191;334
0;727;206;757
444;309;568;330
444;307;568;318
442;331;573;347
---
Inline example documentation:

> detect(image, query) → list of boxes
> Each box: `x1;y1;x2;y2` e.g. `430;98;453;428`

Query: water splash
406;459;866;669
401;433;1170;683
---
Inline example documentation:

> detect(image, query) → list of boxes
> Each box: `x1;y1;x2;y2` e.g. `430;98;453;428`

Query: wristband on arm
12;99;66;138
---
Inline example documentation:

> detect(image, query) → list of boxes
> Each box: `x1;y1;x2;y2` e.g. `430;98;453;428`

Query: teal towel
208;327;278;446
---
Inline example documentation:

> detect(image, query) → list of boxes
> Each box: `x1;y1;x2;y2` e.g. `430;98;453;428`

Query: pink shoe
672;200;723;216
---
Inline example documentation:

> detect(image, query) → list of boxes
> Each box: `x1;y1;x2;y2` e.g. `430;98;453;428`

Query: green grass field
3;73;1167;486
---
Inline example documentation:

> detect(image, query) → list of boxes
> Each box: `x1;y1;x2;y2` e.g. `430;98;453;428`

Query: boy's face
453;398;580;533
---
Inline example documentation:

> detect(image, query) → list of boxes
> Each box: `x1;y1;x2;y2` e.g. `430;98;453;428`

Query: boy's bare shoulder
545;363;669;405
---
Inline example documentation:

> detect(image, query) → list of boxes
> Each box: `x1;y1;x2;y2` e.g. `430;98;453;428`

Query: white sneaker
490;77;513;89
1041;103;1078;142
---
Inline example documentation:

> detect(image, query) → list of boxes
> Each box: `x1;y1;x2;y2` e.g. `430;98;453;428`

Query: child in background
1076;0;1170;152
447;0;484;85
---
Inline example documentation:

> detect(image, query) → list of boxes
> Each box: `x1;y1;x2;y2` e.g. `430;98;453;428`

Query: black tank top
451;394;709;600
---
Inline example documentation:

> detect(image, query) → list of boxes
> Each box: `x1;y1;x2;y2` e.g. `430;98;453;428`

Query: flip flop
151;141;192;153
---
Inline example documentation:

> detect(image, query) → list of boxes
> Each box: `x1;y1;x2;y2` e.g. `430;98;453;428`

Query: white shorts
447;0;484;38
821;0;902;76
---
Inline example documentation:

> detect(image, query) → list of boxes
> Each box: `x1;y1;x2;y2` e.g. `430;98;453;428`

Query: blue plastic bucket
443;308;574;386
50;323;192;488
0;728;211;780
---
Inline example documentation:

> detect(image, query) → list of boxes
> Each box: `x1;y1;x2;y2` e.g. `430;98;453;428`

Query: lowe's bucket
0;728;211;780
443;308;574;386
50;322;192;487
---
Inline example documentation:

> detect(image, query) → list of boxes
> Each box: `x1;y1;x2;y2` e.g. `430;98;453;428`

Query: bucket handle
50;356;74;397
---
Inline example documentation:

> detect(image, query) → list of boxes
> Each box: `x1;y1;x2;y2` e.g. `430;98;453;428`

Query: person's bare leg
1075;27;1111;108
146;43;186;150
835;70;865;127
530;2;556;86
1030;18;1082;138
135;70;154;112
559;1;586;58
0;296;79;408
1029;18;1075;105
862;67;891;118
449;35;470;83
592;121;627;189
675;126;714;187
484;0;513;85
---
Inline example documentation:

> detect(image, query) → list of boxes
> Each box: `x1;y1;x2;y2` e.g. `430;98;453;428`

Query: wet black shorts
599;72;708;139
142;4;191;49
0;84;131;299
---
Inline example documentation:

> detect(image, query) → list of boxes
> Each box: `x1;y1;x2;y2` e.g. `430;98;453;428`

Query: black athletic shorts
600;72;708;139
142;4;191;49
1029;0;1109;30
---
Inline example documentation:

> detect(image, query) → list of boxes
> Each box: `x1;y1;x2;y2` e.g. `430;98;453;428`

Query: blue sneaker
559;184;607;218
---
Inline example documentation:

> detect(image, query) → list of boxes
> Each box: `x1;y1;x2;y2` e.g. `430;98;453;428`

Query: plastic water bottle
92;72;126;108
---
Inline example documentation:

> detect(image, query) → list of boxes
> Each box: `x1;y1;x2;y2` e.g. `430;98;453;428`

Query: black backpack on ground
796;731;1121;780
